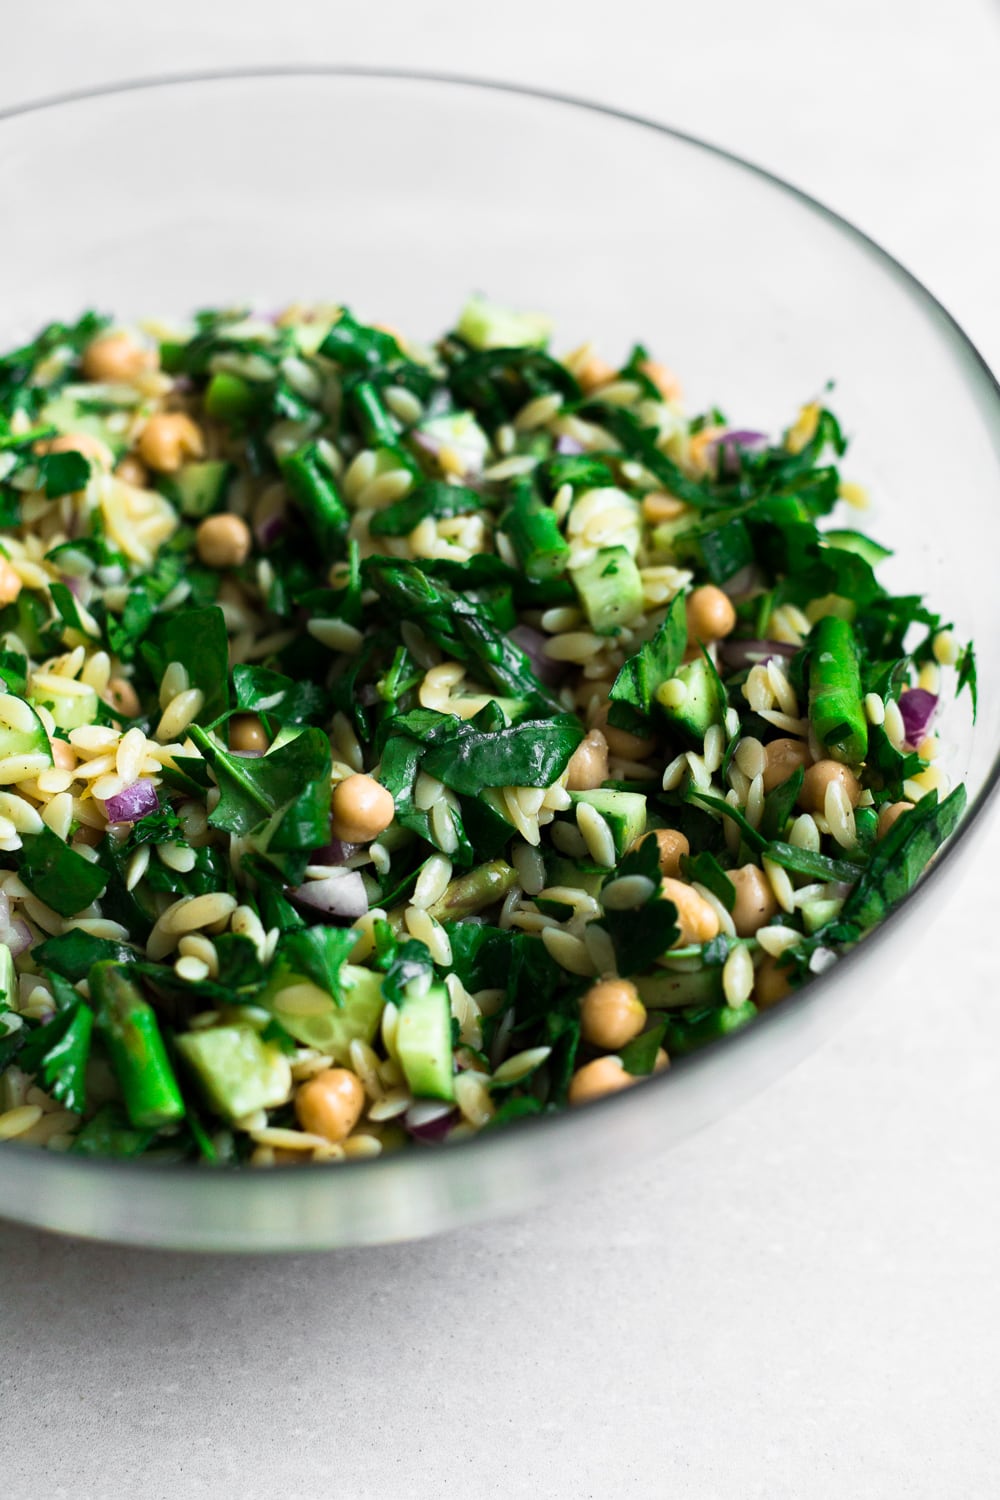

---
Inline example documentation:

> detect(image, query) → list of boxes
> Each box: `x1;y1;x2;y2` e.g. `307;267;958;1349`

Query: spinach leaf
38;450;91;498
318;310;403;372
188;725;332;841
841;786;966;928
598;836;680;973
369;480;483;538
763;842;863;884
141;605;229;725
618;1020;668;1075
277;928;357;1002
69;1102;155;1158
681;851;735;910
32;930;138;981
17;999;93;1113
231;664;330;727
392;704;583;794
758;766;804;841
609;592;687;723
18;828;108;917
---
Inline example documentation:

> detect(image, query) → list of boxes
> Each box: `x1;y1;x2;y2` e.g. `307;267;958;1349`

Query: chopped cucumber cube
396;978;455;1101
175;1025;292;1122
457;295;553;351
571;545;644;634
264;965;385;1060
568;789;647;857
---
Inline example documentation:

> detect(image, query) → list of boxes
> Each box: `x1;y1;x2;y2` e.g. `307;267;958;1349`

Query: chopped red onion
308;839;363;866
231;749;265;759
5;919;32;958
63;575;84;599
510;624;568;688
717;638;798;672
709;428;768;450
721;563;764;598
412;429;443;459
711;428;768;476
290;869;368;923
555;434;584;455
254;511;287;549
898;689;937;746
404;1101;458;1144
0;893;32;957
103;780;159;823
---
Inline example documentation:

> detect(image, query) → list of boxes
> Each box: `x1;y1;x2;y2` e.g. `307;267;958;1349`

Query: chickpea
568;1055;635;1106
49;736;76;772
761;737;812;794
592;701;656;762
103;676;141;718
659;877;721;946
754;955;793;1010
686;584;737;644
798;759;861;815
229;714;269;754
34;430;113;471
565;728;609;791
196;513;252;570
642;827;690;879
576;351;615;393
580;978;647;1051
330;773;395;844
81;330;157;384
114;454;149;488
294;1068;365;1143
728;863;779;937
137;412;204;473
639;359;683;404
653;1047;670;1073
642;492;687;525
877;800;913;839
0;556;22;607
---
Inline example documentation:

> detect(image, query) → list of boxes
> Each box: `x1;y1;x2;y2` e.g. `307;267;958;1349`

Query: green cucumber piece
264;964;385;1060
175;1024;292;1122
569;789;647;857
0;692;54;771
158;459;233;517
396;978;455;1101
655;655;725;745
571;546;644;635
456;295;552;351
636;966;725;1010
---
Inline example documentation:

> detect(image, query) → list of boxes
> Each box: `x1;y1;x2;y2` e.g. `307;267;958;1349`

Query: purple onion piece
309;839;363;867
230;749;265;759
708;428;769;450
103;780;159;823
5;919;32;958
898;689;938;746
404;1102;458;1144
413;432;446;459
289;869;368;923
254;511;287;549
721;563;764;598
63;574;84;599
510;624;568;688
717;638;799;673
555;434;584;455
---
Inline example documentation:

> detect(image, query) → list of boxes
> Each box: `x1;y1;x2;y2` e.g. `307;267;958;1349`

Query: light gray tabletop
2;4;999;1496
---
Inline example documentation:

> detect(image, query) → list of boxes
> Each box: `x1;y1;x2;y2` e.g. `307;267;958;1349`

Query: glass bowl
0;69;997;1251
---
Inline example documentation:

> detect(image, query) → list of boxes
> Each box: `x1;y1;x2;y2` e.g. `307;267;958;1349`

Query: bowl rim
1;64;998;1206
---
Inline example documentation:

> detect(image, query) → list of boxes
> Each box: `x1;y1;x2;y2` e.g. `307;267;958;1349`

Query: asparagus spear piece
281;441;349;563
499;479;570;581
90;962;186;1130
426;860;518;922
808;615;868;763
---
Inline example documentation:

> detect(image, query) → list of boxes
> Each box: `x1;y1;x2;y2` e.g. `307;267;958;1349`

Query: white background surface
2;3;999;1496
